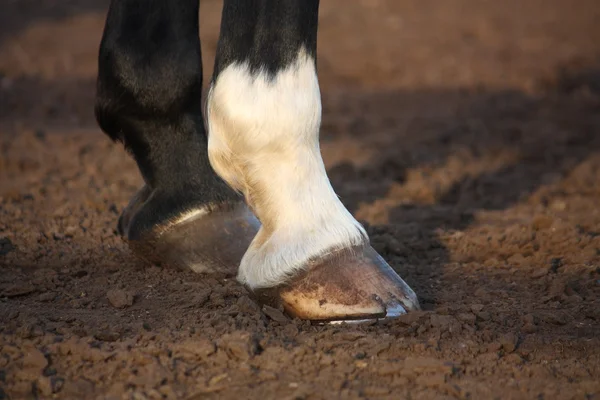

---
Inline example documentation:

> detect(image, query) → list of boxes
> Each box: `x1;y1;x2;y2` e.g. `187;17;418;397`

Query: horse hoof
253;245;420;322
119;185;260;274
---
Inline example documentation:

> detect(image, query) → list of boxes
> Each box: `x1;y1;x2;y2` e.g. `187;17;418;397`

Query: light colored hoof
254;245;420;322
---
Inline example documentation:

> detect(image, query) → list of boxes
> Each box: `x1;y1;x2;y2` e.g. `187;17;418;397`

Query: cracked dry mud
1;0;599;399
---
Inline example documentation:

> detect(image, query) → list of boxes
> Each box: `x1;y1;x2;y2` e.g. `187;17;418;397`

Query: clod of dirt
38;292;55;302
532;268;549;278
22;347;48;369
470;304;484;312
395;310;430;325
171;339;216;362
475;311;491;321
191;288;212;306
94;330;121;342
217;332;256;362
504;353;524;365
521;313;538;333
499;333;518;353
237;295;261;314
52;232;65;241
429;314;461;332
262;305;289;323
106;289;134;308
457;312;477;324
1;283;35;298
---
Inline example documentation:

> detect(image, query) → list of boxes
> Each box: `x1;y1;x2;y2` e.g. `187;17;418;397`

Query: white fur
206;49;367;289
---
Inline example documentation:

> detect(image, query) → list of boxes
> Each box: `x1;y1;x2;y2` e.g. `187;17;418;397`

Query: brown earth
1;0;600;399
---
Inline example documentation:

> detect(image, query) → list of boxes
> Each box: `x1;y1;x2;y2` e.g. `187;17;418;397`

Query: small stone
106;289;134;308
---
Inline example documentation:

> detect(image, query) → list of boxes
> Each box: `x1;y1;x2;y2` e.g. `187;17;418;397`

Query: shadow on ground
326;63;600;307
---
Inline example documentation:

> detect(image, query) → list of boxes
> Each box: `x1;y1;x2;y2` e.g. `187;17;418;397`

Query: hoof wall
123;196;259;274
254;245;420;322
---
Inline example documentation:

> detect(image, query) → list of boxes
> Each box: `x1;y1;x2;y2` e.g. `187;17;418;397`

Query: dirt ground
1;0;600;399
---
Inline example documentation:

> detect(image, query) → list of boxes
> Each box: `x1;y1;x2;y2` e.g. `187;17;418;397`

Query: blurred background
1;0;598;128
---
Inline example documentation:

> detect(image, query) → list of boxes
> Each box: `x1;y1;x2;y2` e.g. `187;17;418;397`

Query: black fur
96;0;320;236
95;0;238;237
213;0;320;79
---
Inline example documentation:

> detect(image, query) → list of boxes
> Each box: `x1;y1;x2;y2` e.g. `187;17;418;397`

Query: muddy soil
1;0;600;399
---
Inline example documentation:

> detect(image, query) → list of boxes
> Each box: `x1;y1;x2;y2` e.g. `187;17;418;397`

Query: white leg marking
207;49;367;289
